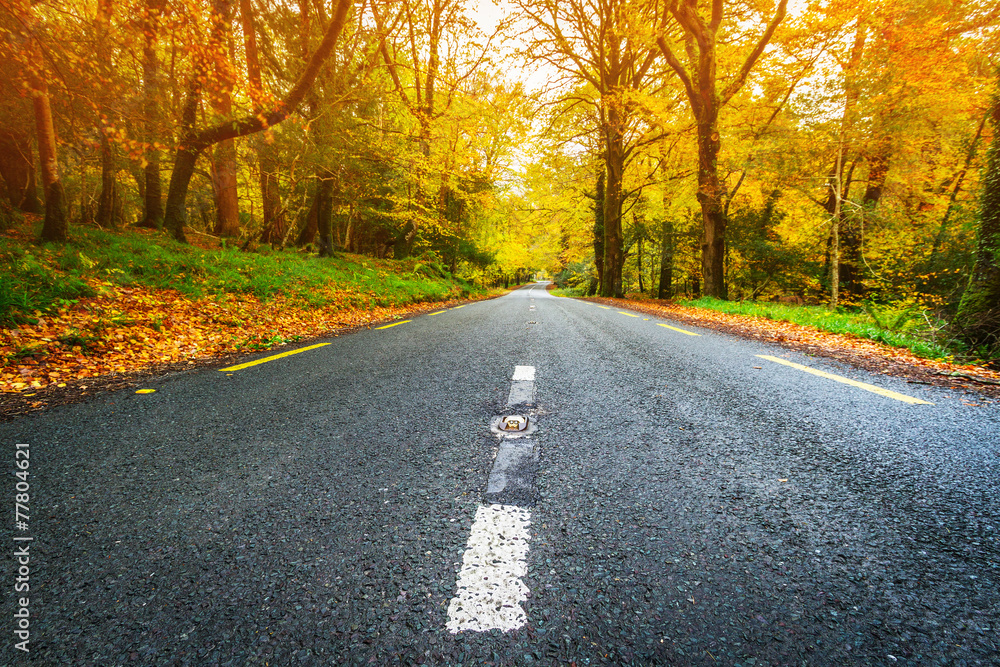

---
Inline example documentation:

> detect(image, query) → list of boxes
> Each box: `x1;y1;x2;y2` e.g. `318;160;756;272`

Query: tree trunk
956;79;1000;357
831;136;892;299
696;113;727;300
602;107;625;298
208;0;240;238
18;0;67;241
31;66;67;242
317;172;335;257
140;151;163;229
295;183;320;247
828;22;867;305
210;141;240;237
240;0;285;246
96;132;118;228
257;156;285;245
658;217;674;299
592;161;605;296
637;233;644;293
829;142;846;309
0;130;40;213
165;145;199;242
137;0;165;229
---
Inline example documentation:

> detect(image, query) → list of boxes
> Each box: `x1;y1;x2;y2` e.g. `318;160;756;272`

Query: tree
956;72;1000;358
372;0;498;259
514;0;664;297
239;0;285;245
0;130;40;214
207;0;241;238
164;0;354;242
13;0;68;241
137;0;166;229
656;0;789;299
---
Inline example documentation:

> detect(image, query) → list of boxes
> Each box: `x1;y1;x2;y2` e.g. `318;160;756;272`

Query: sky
467;0;513;35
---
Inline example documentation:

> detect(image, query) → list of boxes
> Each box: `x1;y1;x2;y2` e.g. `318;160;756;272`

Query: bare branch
720;0;788;105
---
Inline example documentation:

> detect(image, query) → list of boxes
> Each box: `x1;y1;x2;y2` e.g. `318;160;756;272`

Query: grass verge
1;221;493;398
1;223;475;326
679;297;952;360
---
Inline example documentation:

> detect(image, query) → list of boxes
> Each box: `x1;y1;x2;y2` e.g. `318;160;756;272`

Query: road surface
2;284;997;665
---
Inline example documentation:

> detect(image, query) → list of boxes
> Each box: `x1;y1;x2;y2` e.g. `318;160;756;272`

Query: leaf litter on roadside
587;296;1000;400
1;277;483;397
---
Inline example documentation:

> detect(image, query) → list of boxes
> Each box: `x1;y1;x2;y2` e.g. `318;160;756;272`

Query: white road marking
512;366;535;381
446;504;532;633
447;365;539;634
507;366;536;406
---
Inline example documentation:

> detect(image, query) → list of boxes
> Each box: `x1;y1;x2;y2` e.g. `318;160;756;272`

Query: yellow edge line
428;310;447;316
451;305;466;309
376;320;412;330
756;355;933;405
657;323;700;336
597;305;611;310
220;343;330;372
618;311;640;318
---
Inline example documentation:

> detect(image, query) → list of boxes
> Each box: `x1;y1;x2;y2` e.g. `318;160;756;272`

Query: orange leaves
0;278;476;395
589;296;1000;393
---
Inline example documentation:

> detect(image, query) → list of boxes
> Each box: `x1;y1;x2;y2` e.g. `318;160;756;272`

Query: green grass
0;224;479;326
549;286;588;297
680;297;953;361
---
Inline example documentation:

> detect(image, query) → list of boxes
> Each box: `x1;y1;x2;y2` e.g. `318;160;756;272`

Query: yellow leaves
0;278;485;395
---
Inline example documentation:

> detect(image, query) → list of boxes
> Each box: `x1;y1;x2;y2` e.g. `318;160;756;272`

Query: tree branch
656;36;697;112
720;0;788;105
189;0;354;150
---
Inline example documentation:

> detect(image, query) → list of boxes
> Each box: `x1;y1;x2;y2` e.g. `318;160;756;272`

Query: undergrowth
0;223;477;326
681;297;954;361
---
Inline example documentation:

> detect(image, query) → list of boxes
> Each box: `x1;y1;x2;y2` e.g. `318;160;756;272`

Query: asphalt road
2;284;998;666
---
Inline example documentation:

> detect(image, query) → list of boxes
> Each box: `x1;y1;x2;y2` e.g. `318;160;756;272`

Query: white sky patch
446;504;532;633
467;0;512;35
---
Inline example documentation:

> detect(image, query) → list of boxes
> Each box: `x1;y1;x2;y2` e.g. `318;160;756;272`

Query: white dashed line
508;365;536;406
511;365;535;382
447;366;538;634
446;504;532;633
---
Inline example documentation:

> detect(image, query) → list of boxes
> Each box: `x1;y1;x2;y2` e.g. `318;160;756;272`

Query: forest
1;0;999;362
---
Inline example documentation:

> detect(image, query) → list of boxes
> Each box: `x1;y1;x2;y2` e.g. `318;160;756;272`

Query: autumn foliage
1;279;475;396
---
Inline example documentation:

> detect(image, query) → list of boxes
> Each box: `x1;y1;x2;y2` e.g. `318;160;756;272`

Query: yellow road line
597;305;611;310
376;320;412;330
219;343;330;372
428;310;447;316
657;323;700;336
618;311;640;318
756;355;933;405
452;305;466;310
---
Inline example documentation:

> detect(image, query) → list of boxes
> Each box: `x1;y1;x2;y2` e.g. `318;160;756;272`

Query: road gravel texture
1;284;997;666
